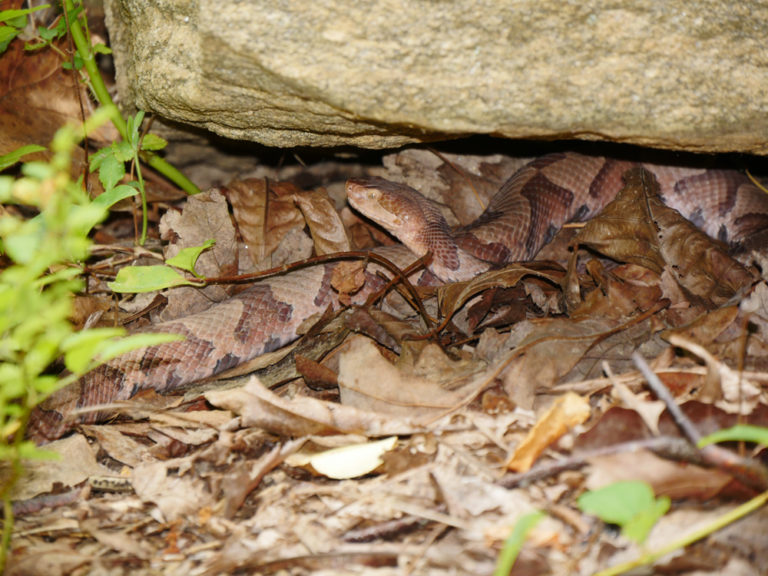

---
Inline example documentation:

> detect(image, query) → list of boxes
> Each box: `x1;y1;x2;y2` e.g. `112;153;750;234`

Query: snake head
346;177;424;245
346;177;488;282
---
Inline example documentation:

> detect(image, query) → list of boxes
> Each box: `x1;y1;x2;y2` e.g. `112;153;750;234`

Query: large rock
104;1;768;153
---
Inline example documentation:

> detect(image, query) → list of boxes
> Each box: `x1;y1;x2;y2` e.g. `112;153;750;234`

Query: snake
26;152;768;443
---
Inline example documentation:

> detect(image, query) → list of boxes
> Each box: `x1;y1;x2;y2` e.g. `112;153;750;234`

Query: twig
498;436;700;489
631;352;701;444
632;352;768;491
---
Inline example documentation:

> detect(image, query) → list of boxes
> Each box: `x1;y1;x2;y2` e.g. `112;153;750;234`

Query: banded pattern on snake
27;152;768;443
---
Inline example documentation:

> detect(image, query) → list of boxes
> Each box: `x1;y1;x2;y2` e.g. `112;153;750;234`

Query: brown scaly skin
28;153;768;443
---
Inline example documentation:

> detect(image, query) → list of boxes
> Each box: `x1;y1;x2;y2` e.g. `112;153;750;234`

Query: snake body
27;152;768;443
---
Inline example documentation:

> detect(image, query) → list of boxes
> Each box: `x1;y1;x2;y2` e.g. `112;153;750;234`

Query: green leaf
97;154;125;191
18;441;61;461
113;140;134;163
88;146;112;172
33;374;63;396
165;240;216;276
21;160;54;180
23;40;49;52
0;25;20;53
140;133;168;152
62;52;84;71
127;111;146;149
0;175;13;200
92;183;138;209
578;481;668;545
93;43;112;55
109;266;203;293
0;5;50;24
37;26;58;42
3;219;42;264
493;511;545;576
0;144;46;172
96;332;185;364
623;496;670;544
698;425;768;448
61;327;126;373
67;202;108;239
0;364;25;400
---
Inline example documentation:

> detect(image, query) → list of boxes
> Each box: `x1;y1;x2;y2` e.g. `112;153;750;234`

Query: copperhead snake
27;152;768;443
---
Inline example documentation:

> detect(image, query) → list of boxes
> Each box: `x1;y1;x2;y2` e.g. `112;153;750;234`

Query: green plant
698;424;768;448
588;488;768;576
493;511;544;576
89;109;169;244
0;109;180;573
1;1;200;201
0;2;201;569
0;5;48;53
578;480;670;546
58;0;199;197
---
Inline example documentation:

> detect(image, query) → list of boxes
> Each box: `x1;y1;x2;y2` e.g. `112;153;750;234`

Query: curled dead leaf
292;188;351;255
205;376;419;437
573;168;754;307
338;336;483;422
506;392;591;472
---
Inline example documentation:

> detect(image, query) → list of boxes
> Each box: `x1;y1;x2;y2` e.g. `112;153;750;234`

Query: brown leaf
12;435;114;500
343;307;403;352
295;354;338;390
506;392;591;472
437;262;564;322
205;376;419;437
79;518;152;559
292;188;350;254
330;260;366;297
226;178;307;269
337;337;482;421
131;460;215;522
498;300;648;409
585;451;733;500
0;29;115;157
570;263;663;320
158;188;237;317
573;168;754;307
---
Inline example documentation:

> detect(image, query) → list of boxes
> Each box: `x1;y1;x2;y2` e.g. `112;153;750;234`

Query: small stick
632;351;768;491
631;352;701;444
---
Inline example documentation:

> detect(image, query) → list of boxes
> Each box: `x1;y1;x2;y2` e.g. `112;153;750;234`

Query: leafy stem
62;0;200;196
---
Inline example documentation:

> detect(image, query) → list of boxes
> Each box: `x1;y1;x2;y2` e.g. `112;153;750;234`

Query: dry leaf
0;29;114;157
437;262;564;322
295;354;339;389
573;168;754;307
159;188;237;317
13;434;114;500
292;188;351;254
226;178;307;269
79;518;152;559
205;376;419;437
506;392;591;472
586;451;732;500
131;460;214;522
331;260;367;296
338;337;483;421
285;436;398;479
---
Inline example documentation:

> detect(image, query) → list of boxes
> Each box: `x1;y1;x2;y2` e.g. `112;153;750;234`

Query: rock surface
104;1;768;152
